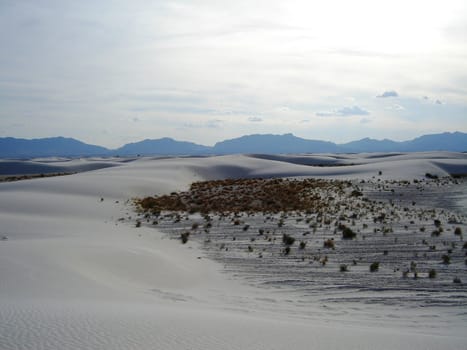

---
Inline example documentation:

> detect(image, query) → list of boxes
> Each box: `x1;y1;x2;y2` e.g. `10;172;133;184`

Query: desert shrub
135;220;141;228
342;226;356;239
370;262;380;272
351;190;363;197
243;224;250;231
434;219;441;227
283;246;291;255
442;254;451;264
431;230;440;237
234;219;241;225
454;227;462;236
180;232;190;244
428;269;437;278
299;241;306;249
463;242;467;249
323;239;335;249
247;245;253;252
340;264;348;272
453;277;461;284
425;173;438;179
282;234;295;246
191;222;199;230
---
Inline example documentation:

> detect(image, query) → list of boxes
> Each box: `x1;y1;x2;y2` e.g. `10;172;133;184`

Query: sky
1;0;466;148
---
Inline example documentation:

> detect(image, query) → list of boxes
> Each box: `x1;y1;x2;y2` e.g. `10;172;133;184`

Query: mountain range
0;132;466;158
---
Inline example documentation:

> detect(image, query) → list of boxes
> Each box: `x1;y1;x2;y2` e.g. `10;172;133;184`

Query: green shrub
428;269;437;278
370;262;380;272
342;227;356;239
340;264;348;272
454;227;462;236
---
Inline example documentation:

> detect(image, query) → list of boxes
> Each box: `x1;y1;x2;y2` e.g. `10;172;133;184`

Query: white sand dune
0;153;466;349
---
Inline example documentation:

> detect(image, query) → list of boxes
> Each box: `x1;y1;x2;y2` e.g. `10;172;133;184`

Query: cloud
183;119;224;129
385;104;405;111
360;118;372;124
248;116;263;122
422;96;445;105
377;90;399;98
316;105;370;117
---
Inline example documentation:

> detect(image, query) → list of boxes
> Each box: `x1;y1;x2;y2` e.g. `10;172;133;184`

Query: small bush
463;242;467;249
243;224;250;231
299;241;306;249
180;232;190;244
342;226;356;239
323;239;335;249
428;269;437;278
454;227;462;236
453;277;461;284
282;234;295;246
442;254;451;264
370;262;380;272
351;190;363;197
340;264;348;272
191;222;199;230
283;246;291;255
135;220;141;228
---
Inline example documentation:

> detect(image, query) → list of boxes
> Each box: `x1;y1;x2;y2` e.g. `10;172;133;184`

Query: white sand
1;153;466;349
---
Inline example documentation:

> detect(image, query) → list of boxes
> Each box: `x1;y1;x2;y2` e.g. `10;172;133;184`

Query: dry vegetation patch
136;178;344;214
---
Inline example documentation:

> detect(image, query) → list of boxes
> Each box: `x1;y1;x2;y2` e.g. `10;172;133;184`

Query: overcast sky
1;0;466;147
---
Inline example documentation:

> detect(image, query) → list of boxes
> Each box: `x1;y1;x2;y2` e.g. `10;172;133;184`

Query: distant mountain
400;132;467;152
0;137;109;158
341;132;467;152
213;133;340;154
340;138;402;153
0;132;465;158
114;137;211;156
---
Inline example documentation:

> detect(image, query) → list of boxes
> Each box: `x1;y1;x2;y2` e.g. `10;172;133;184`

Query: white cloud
377;90;399;98
316;106;370;117
248;116;263;122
